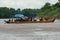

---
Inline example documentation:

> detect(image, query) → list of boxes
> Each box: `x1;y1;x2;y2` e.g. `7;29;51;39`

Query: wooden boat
4;18;55;24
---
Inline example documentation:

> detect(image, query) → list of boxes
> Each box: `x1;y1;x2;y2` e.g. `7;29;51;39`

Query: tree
58;0;60;2
43;2;51;9
16;8;21;13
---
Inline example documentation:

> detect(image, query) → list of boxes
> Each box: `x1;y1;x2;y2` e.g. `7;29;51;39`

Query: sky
0;0;58;9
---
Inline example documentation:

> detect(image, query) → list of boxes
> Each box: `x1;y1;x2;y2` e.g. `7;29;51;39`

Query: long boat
4;18;55;24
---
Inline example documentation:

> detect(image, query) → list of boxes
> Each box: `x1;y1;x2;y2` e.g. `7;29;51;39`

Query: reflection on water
0;19;60;40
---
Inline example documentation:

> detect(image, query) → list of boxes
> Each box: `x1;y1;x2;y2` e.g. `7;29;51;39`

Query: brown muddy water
0;19;60;40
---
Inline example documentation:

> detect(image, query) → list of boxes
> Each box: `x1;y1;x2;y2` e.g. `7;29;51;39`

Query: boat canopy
15;14;24;18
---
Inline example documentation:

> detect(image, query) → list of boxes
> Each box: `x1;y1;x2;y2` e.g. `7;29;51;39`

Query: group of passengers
8;16;50;22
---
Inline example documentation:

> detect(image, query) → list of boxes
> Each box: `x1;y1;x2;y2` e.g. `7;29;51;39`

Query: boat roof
15;14;24;17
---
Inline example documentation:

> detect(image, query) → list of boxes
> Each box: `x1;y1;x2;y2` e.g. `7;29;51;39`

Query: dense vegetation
0;0;60;18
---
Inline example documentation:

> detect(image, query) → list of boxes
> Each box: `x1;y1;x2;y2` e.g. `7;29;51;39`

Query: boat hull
5;20;55;24
4;18;55;24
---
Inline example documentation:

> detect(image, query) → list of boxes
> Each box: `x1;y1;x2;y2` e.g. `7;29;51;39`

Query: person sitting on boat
40;17;43;21
22;16;29;21
44;16;49;20
9;19;10;21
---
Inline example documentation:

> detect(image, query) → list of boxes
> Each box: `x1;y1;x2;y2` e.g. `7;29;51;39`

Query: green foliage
37;0;60;18
0;0;60;18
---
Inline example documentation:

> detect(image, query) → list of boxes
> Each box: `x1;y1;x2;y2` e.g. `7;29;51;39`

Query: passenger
29;16;32;21
40;17;43;21
44;17;49;20
9;19;10;21
44;16;49;20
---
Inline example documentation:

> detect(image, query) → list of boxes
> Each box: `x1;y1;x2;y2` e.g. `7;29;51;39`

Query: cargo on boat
4;14;55;24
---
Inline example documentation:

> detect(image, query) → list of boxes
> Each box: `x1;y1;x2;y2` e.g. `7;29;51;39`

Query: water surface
0;19;60;40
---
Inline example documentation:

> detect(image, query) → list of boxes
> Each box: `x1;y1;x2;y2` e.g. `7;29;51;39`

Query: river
0;19;60;40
